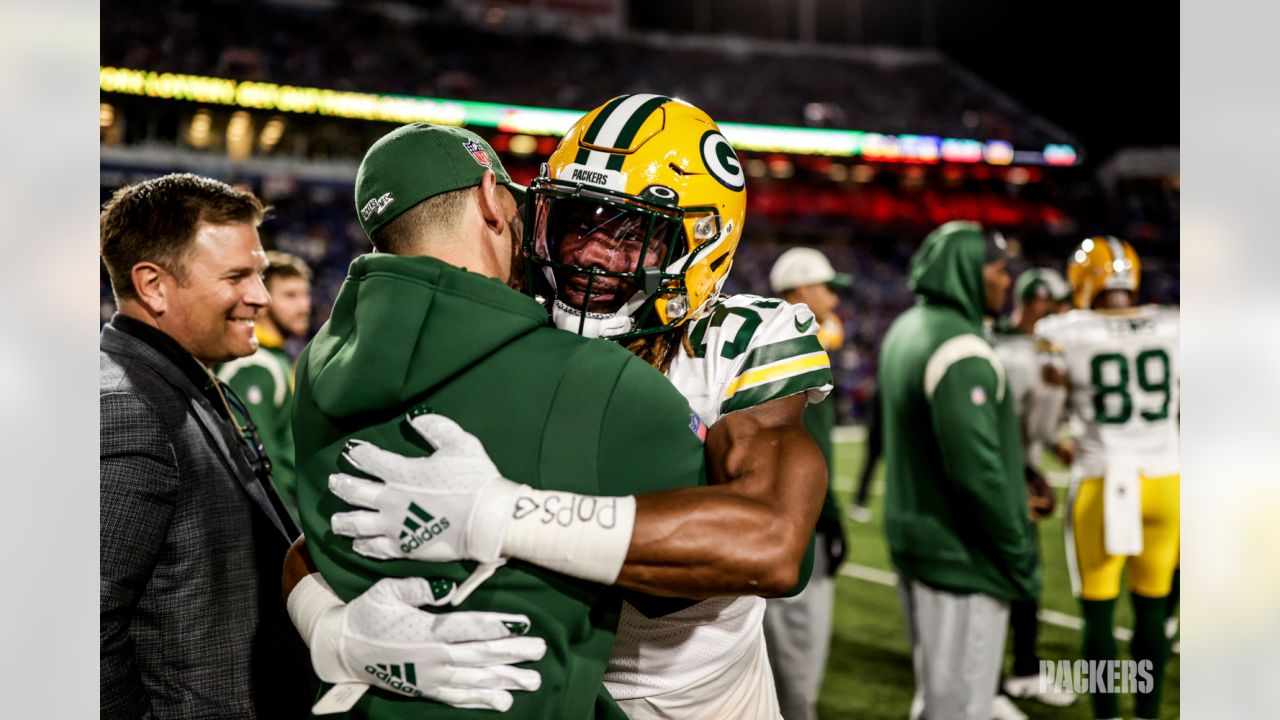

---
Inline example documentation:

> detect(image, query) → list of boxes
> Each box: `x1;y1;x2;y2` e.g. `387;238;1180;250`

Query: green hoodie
877;222;1039;601
293;254;708;719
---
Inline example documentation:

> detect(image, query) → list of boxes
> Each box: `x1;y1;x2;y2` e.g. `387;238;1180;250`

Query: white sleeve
715;296;833;416
1026;338;1068;446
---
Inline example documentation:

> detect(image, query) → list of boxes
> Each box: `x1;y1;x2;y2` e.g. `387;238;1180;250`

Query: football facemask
526;180;714;338
521;95;747;340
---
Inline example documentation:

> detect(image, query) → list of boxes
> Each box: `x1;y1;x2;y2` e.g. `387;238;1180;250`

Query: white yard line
838;562;1178;653
832;425;868;443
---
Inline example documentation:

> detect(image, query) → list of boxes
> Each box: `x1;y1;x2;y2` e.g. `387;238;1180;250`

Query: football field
818;435;1180;719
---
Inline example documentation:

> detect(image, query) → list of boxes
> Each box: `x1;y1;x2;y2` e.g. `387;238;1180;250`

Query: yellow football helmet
523;95;747;339
1067;235;1142;309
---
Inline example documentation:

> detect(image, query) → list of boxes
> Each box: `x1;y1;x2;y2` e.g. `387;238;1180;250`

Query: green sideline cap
354;123;526;239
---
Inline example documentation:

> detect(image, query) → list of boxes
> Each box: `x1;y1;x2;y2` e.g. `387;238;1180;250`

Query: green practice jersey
293;254;708;719
218;336;298;521
804;393;844;529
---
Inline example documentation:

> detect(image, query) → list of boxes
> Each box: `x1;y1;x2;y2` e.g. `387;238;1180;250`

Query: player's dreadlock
624;326;695;375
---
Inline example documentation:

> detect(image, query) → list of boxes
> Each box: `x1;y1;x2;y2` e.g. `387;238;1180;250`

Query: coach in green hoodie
879;221;1040;720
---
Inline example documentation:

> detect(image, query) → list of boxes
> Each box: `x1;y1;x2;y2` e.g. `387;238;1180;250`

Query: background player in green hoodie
878;221;1041;720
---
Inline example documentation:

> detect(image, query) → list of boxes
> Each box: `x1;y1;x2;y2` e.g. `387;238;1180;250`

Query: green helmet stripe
582;95;631;146
604;95;670;171
580;94;669;169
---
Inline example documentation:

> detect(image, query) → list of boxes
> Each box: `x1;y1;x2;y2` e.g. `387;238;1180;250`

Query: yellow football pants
1067;474;1180;600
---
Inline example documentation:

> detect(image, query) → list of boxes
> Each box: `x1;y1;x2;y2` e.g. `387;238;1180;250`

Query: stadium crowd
98;163;1177;423
103;0;1071;148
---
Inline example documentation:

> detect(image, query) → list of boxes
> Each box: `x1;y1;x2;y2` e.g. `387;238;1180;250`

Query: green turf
819;438;1179;718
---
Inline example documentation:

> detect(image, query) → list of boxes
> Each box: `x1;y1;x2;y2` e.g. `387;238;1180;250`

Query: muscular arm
615;393;828;599
331;396;829;601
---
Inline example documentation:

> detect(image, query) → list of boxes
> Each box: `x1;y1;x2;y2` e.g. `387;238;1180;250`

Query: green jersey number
688;298;781;360
1089;349;1171;424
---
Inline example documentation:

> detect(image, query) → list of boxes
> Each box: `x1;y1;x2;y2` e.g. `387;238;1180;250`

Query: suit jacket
100;316;312;719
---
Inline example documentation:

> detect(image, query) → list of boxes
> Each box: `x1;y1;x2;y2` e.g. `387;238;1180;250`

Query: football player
316;97;833;718
990;268;1077;709
525;98;833;719
1036;237;1179;720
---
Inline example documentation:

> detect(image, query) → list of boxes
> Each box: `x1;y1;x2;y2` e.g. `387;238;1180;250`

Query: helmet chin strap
552;290;648;339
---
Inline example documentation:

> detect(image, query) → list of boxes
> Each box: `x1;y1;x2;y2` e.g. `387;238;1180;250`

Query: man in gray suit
99;173;312;718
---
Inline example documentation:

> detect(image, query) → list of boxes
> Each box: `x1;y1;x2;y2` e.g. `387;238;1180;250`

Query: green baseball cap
354;123;526;240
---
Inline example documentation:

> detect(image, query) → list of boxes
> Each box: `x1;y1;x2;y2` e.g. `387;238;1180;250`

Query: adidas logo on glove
364;663;423;698
398;502;450;554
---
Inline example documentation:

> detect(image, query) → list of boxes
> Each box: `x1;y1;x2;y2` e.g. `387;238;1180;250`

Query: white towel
1104;456;1143;556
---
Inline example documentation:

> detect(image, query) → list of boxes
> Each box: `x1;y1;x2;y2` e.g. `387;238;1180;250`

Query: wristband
500;489;636;585
286;573;356;683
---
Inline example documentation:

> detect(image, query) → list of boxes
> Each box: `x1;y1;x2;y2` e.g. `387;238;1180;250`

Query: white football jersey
604;294;833;700
1035;306;1179;479
990;326;1039;418
991;323;1068;465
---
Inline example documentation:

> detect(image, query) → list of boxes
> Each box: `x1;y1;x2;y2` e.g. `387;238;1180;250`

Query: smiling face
155;221;270;364
552;202;670;313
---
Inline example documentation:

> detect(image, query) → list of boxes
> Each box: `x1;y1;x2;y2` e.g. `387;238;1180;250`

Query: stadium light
258;116;286;151
187;109;212;149
99;66;1080;167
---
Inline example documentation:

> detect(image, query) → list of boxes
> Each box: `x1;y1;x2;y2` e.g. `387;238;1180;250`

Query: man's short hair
263;250;313;290
371;187;473;255
100;173;265;302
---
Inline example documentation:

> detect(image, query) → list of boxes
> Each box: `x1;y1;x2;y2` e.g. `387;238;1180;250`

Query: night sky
630;0;1178;165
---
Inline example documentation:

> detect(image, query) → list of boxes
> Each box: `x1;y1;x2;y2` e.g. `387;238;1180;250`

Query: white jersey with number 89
1035;305;1179;478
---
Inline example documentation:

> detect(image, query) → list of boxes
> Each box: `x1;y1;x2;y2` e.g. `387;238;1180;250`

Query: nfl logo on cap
463;139;492;168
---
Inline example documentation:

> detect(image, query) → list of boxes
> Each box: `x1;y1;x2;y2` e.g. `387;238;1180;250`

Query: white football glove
330;413;526;563
299;575;546;712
